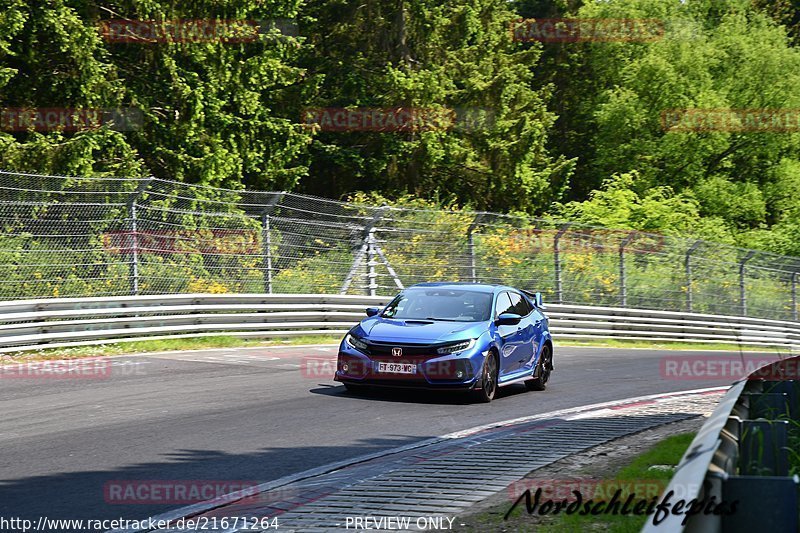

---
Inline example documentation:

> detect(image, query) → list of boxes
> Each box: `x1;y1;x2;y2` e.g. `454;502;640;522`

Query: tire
473;352;499;403
525;344;552;392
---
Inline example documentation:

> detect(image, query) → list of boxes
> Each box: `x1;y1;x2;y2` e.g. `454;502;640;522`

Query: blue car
334;282;553;402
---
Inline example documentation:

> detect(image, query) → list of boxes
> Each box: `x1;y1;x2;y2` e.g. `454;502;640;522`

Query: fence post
127;178;153;295
739;251;756;316
685;240;702;313
554;223;571;304
792;271;798;322
619;232;635;307
467;213;484;283
260;192;284;294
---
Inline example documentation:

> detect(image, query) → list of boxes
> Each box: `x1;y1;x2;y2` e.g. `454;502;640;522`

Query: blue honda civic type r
334;282;553;402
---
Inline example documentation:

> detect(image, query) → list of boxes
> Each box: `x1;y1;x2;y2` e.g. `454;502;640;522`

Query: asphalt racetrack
0;344;777;525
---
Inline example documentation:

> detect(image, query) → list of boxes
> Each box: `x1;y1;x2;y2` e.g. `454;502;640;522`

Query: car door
520;295;546;372
506;291;535;373
494;291;528;376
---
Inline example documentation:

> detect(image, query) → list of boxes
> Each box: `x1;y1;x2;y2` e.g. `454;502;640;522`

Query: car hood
360;317;488;343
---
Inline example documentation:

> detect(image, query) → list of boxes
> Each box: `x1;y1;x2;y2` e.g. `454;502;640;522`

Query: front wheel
473;353;498;403
525;344;552;392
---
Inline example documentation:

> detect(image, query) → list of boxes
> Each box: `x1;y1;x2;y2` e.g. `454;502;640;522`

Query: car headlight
345;333;369;352
437;339;475;355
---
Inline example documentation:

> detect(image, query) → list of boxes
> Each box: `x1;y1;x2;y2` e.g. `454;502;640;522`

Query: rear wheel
473;352;498;403
526;344;552;391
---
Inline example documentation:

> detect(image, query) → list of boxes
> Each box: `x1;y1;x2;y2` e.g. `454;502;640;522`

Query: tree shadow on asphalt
0;434;425;530
309;382;532;405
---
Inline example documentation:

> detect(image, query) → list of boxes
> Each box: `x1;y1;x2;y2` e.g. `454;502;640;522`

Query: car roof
406;282;517;294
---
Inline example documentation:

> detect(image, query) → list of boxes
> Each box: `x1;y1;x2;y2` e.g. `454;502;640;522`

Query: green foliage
299;0;573;213
541;0;800;249
553;172;704;235
1;0;800;254
0;0;311;187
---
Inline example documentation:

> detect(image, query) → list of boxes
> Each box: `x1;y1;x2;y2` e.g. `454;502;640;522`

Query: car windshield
381;289;493;322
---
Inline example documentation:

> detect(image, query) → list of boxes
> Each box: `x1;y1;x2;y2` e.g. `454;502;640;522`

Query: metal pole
374;243;404;290
619;232;635;308
262;212;273;293
130;202;138;295
739;251;755;316
259;193;284;294
467;213;484;283
366;229;377;296
792;272;798;322
685;240;702;313
127;178;153;295
340;206;387;294
554;223;571;304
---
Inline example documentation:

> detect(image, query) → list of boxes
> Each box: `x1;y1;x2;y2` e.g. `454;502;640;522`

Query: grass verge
558;338;792;353
462;432;695;532
0;334;343;363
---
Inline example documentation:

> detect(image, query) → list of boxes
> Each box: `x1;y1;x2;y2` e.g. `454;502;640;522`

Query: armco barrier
1;293;800;353
643;356;800;532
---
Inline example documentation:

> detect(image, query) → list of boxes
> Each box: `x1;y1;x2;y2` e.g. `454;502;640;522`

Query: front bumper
334;344;481;389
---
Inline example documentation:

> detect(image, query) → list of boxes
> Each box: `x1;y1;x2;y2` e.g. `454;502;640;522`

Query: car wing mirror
496;313;522;326
366;307;380;317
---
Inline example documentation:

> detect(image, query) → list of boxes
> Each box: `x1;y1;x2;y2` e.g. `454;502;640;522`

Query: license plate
376;362;417;374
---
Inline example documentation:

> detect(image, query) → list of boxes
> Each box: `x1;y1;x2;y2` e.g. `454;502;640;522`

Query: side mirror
496;312;522;326
365;307;380;317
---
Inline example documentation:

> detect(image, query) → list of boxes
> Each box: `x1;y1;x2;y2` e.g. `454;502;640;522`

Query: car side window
494;292;514;318
509;292;532;316
508;292;528;316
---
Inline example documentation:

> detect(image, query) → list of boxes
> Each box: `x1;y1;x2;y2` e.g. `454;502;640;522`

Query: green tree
297;0;573;213
0;0;313;189
546;0;800;246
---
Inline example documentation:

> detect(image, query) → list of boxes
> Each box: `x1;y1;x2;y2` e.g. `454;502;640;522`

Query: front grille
365;342;438;357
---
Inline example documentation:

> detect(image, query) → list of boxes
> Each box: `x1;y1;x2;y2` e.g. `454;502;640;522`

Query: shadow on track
0;434;424;532
309;382;532;405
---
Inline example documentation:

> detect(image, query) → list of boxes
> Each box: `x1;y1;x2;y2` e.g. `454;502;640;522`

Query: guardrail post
467;213;484;283
260;192;284;294
127;178;153;295
554;223;571;304
619;232;635;307
340;206;387;295
685;240;702;312
739;251;756;316
792;272;798;321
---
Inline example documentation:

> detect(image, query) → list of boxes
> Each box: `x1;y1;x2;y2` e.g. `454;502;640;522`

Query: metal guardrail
2;293;800;353
643;356;800;533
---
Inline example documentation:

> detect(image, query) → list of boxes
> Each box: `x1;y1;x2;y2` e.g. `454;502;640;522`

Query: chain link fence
1;170;799;321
